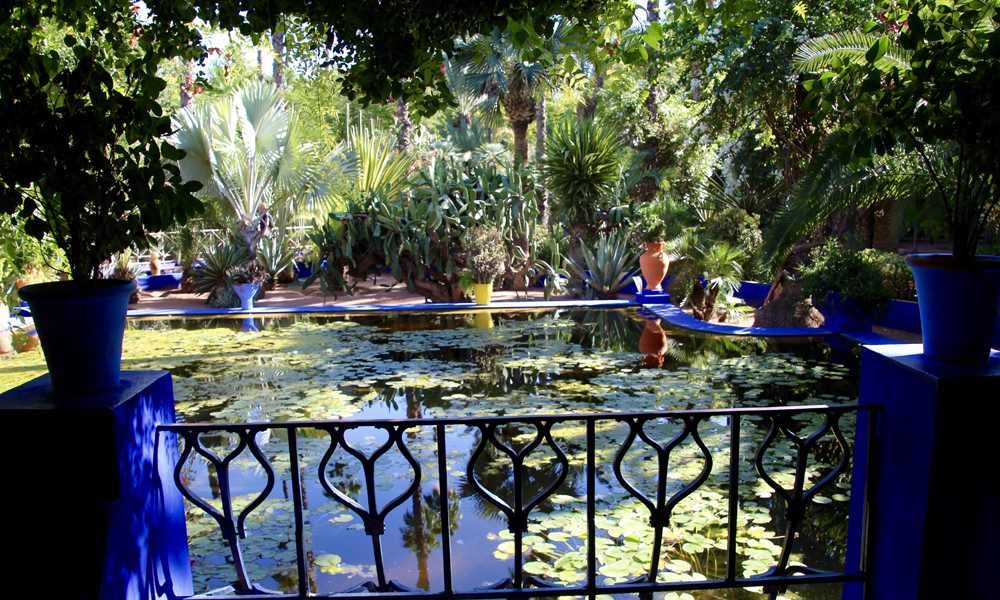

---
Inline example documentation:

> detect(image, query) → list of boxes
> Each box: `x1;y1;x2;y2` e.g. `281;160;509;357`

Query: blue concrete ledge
643;303;833;337
127;299;637;318
840;331;904;346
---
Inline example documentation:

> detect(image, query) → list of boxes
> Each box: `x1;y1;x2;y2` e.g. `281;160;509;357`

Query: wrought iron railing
160;404;877;599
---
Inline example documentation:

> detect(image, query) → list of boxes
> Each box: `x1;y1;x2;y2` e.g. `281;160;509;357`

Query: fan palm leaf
173;82;342;257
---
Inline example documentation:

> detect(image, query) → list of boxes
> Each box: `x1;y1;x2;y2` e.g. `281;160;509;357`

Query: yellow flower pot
473;282;493;306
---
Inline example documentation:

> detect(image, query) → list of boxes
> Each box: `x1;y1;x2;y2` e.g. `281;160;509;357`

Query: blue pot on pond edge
17;279;136;395
906;254;1000;364
234;283;261;310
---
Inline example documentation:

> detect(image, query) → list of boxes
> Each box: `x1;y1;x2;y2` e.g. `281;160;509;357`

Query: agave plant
191;243;250;306
565;231;639;300
256;236;296;288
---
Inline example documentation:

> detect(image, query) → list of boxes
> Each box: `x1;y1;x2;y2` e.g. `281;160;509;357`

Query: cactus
297;158;552;304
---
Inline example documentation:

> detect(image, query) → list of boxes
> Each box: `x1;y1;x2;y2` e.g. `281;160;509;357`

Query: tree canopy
0;0;632;278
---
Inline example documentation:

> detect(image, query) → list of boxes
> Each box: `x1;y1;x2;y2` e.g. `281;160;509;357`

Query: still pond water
0;308;861;600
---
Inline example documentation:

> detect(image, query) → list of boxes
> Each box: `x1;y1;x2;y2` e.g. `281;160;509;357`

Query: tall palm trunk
180;63;194;108
577;71;605;120
511;120;531;166
395;97;412;153
271;30;286;89
502;85;536;165
536;95;550;230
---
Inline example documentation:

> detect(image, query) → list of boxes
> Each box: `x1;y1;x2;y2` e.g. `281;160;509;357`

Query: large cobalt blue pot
906;254;1000;364
18;279;136;395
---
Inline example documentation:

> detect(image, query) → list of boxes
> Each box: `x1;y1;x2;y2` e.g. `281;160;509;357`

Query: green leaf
866;35;890;63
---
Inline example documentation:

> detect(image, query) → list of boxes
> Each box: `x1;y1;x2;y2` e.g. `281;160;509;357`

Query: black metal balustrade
159;404;878;600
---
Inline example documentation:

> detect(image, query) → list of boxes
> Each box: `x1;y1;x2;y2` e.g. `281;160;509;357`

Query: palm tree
172;82;338;260
763;131;944;273
455;22;572;165
756;31;939;280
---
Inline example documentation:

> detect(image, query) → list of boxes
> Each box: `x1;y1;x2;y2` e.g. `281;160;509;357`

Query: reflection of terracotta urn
638;319;669;357
639;243;670;291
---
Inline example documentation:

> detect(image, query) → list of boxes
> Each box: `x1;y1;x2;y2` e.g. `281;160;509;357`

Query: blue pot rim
905;253;1000;273
18;279;137;302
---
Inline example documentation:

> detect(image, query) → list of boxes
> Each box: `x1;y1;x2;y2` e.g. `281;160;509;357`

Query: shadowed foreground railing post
160;404;876;600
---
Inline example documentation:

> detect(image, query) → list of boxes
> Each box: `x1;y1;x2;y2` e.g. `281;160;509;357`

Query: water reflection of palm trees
400;487;462;590
456;425;586;525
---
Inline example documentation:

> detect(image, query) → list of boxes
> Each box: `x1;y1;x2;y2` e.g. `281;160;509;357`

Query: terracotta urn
0;305;13;356
639;242;670;291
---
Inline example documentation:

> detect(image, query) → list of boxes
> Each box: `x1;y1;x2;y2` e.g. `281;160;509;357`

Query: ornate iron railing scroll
160;403;877;600
612;414;713;586
464;419;570;590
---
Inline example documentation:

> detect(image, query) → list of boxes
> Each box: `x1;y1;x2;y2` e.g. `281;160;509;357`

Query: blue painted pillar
0;372;192;600
844;345;1000;600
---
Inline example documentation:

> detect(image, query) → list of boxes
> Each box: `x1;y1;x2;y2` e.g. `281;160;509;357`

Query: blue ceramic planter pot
18;279;137;395
234;283;260;310
906;254;1000;364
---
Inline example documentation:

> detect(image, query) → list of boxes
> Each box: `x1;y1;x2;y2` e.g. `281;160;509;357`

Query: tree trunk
568;222;589;265
577;70;605;120
704;286;720;322
645;0;660;117
271;29;286;89
180;63;194;108
239;217;263;260
395;97;412;153
512;119;530;166
257;48;265;82
536;95;550;231
872;197;899;252
689;281;707;321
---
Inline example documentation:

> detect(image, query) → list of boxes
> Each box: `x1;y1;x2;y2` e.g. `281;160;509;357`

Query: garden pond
0;308;862;600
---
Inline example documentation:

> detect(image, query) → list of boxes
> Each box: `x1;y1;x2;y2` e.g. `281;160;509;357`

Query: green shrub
297;160;541;303
463;227;507;284
799;243;916;322
192;243;249;306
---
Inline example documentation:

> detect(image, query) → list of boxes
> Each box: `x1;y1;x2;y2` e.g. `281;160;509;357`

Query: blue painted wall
846;345;1000;599
0;372;192;600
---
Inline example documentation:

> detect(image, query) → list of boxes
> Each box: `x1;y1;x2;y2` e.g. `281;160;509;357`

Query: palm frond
764;131;950;270
794;31;913;73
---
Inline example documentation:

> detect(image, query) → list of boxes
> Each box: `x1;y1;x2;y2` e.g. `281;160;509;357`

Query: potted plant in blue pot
0;6;204;394
797;0;1000;363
